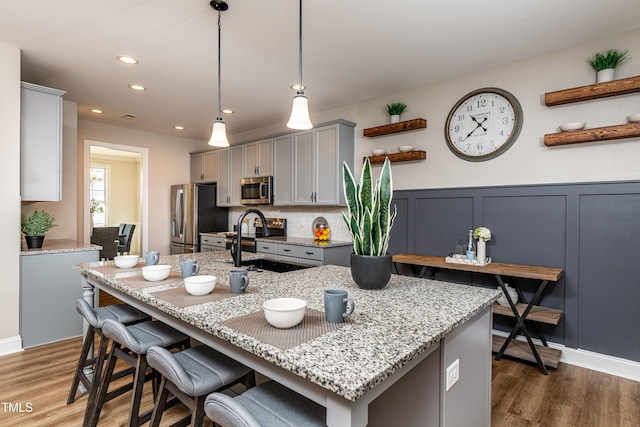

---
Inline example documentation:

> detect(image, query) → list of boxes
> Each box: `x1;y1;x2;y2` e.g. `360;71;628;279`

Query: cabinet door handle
282;249;291;252
305;251;315;255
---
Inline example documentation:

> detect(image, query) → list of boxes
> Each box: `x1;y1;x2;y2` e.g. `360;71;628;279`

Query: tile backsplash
229;206;352;242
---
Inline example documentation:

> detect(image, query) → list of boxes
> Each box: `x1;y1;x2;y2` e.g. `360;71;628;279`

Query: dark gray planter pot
25;235;44;249
350;253;392;289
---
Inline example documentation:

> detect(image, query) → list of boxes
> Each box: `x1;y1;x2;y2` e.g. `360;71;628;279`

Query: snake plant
342;157;396;256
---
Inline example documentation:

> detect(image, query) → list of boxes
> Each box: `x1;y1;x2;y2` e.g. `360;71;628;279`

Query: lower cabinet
200;233;226;252
256;241;351;267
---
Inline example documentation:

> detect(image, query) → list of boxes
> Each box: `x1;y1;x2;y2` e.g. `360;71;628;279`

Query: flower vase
476;240;486;263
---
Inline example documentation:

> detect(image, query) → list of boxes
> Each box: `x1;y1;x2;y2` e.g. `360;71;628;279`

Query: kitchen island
75;251;499;426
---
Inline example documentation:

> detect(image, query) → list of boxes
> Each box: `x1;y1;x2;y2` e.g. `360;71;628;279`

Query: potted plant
587;48;631;83
342;157;396;289
385;102;407;124
21;209;57;249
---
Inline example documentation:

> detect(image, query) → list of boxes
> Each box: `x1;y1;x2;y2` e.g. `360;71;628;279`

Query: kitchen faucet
232;208;270;267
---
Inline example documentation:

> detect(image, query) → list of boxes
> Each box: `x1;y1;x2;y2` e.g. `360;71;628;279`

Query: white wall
0;42;21;350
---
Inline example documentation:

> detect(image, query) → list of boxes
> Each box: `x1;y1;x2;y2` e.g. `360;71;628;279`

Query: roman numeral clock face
445;88;523;161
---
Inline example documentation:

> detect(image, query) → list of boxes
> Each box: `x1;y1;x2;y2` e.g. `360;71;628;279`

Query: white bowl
558;122;586;132
141;264;171;281
184;275;216;296
263;298;307;329
114;255;140;269
371;149;386;156
626;113;640;123
398;145;414;152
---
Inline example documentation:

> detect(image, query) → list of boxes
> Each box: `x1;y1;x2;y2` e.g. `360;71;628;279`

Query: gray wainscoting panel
392;180;640;362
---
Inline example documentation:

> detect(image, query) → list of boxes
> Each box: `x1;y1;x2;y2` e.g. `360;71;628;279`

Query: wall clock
444;87;523;161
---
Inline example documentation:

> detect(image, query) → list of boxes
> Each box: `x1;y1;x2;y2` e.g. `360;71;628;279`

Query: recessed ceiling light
117;55;139;65
128;84;146;91
221;109;234;114
90;109;103;114
290;84;306;91
174;126;185;130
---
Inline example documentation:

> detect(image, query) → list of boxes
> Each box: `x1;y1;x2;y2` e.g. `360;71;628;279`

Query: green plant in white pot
21;209;56;249
386;102;407;124
342;157;396;289
587;48;631;83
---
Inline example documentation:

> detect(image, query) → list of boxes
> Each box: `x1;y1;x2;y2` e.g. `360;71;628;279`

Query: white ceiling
3;0;640;143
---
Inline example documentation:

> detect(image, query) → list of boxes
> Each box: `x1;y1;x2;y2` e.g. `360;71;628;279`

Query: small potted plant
385;102;408;124
587;48;631;83
342;157;397;289
21;209;57;249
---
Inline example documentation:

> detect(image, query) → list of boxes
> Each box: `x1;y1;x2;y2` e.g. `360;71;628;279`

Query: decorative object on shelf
496;284;518;307
473;226;491;264
21;209;57;249
586;48;631;83
208;0;230;147
371;149;386;156
466;229;475;260
445;255;492;266
397;145;414;153
312;216;330;242
343;157;396;289
286;0;313;130
558;122;586;132
385;102;407;124
627;113;640;123
363;118;427;137
445;87;523;162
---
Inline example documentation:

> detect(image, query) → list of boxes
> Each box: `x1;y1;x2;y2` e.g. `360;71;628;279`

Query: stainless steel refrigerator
170;183;228;254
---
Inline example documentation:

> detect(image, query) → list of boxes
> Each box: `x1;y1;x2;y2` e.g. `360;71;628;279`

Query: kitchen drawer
200;244;223;252
278;254;322;267
200;234;226;248
256;241;278;255
277;243;323;262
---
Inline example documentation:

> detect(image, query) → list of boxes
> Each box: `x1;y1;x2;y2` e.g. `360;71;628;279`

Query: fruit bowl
114;255;139;269
263;298;307;328
184;275;216;295
141;265;171;281
558;122;586;132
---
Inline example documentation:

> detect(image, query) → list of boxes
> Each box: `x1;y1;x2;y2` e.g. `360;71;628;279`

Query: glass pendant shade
287;93;312;130
208;119;229;147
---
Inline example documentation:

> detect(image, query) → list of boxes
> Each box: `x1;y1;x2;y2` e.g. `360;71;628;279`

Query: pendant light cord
297;0;303;94
217;8;222;121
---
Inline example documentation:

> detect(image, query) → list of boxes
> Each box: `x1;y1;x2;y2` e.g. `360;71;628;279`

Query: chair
91;226;119;260
67;299;150;405
85;318;190;427
146;345;255;427
204;381;326;427
117;223;136;255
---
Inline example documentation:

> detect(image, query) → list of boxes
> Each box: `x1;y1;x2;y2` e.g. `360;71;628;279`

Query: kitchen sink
240;258;314;273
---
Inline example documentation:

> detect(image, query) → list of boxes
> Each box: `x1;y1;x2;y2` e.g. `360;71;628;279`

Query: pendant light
208;0;230;147
286;0;313;130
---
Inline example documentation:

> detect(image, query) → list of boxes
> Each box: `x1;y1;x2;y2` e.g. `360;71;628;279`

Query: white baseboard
492;329;640;382
0;336;23;356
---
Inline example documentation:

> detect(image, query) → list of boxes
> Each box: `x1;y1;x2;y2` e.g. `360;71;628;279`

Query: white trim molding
0;336;23;356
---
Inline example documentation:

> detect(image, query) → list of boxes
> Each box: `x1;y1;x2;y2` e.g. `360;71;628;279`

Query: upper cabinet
243;138;273;177
191;151;218;183
20;82;66;201
217;146;243;207
294;121;355;206
273;134;294;206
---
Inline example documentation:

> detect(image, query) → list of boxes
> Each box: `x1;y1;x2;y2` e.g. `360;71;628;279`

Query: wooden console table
392;254;564;374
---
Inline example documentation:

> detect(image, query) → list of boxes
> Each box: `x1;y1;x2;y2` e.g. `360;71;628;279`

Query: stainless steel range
225;217;286;253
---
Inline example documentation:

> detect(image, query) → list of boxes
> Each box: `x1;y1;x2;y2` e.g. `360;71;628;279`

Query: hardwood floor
0;337;638;426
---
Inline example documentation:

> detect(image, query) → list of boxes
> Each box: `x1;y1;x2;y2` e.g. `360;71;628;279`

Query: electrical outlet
446;359;460;391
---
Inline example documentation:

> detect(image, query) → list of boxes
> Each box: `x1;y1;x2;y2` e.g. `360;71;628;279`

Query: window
90;167;107;227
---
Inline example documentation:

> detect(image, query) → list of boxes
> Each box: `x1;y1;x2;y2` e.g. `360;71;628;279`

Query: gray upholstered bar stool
204;381;326;427
86;318;190;427
67;298;150;404
146;345;255;427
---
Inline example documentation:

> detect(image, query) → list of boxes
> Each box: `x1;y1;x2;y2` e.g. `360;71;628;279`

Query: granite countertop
21;238;101;256
74;251;500;401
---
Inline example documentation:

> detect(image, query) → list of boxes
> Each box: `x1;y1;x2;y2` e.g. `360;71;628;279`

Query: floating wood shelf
492;302;563;325
544;75;640;106
544;122;640;147
492;334;561;369
363;118;427;137
364;150;426;164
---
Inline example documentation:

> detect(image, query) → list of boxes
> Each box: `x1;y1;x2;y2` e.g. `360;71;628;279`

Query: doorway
84;140;149;255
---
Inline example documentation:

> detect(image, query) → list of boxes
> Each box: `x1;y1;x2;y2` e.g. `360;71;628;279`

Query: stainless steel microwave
240;176;273;205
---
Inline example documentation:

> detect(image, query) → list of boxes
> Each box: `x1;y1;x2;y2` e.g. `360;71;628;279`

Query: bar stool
204;381;326;427
146;345;255;427
86;318;190;427
67;299;150;404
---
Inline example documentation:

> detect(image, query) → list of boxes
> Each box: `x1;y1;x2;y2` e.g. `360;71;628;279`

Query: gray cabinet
273;134;294;206
20;82;66;201
191;151;218;183
217;146;243;207
200;233;226;252
293;122;355;206
243;138;273;177
256;240;351;267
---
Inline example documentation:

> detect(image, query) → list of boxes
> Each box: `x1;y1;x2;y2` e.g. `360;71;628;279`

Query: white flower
473;226;491;242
